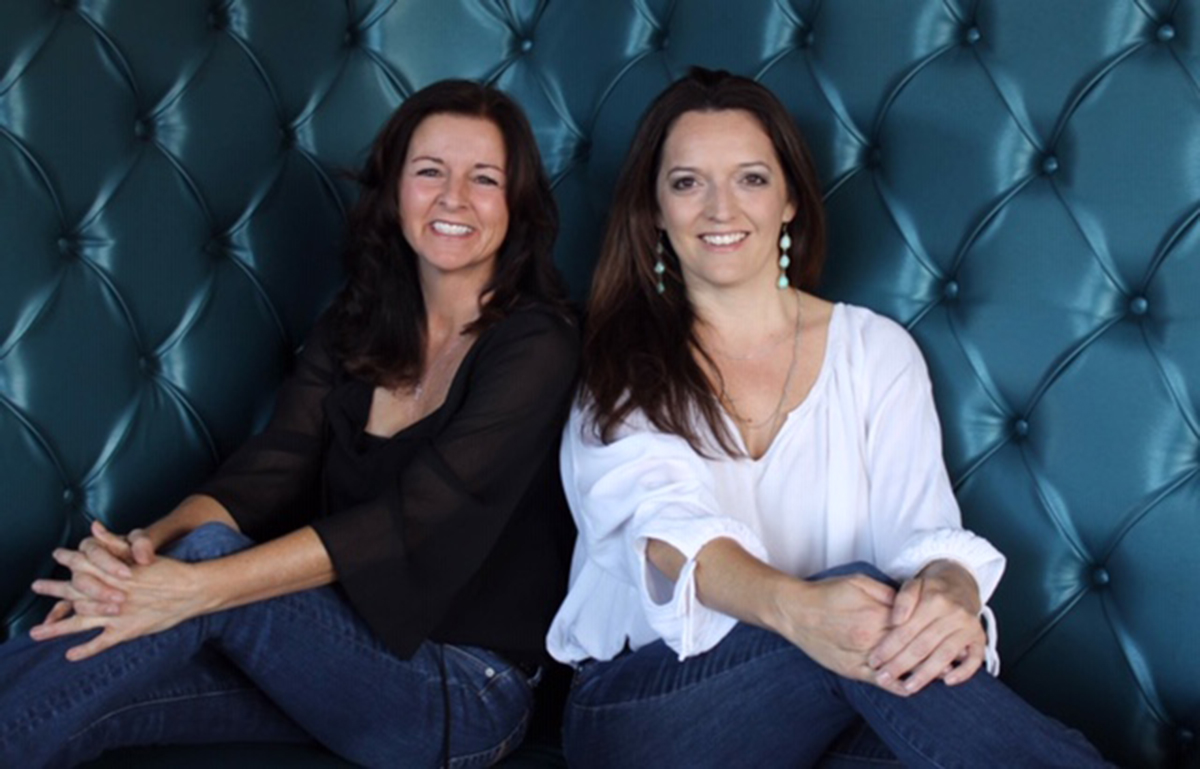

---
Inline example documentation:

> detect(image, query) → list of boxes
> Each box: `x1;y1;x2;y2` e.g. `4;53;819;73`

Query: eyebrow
409;155;506;174
665;161;772;174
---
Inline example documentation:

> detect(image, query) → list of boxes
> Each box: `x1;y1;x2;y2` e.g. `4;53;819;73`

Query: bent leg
59;648;312;767
564;623;859;769
837;670;1112;768
167;524;535;768
812;562;1113;768
1;524;533;768
0;625;308;768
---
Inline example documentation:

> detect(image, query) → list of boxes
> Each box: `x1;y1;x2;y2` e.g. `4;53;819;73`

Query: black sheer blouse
196;307;580;663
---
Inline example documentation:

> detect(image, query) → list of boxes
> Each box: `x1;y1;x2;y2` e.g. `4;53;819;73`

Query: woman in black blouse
0;80;578;768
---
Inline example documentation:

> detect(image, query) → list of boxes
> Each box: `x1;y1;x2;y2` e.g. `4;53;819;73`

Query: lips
431;220;474;236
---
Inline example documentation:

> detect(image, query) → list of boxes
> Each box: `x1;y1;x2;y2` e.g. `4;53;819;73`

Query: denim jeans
563;562;1114;769
0;523;535;769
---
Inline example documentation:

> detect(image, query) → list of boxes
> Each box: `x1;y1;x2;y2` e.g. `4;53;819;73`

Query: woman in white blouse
547;68;1112;768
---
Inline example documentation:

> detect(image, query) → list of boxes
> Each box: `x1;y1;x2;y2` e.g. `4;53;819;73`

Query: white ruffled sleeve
862;321;1007;673
560;406;769;660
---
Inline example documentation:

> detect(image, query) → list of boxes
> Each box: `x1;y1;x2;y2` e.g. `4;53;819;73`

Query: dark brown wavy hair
583;67;827;455
330;79;566;387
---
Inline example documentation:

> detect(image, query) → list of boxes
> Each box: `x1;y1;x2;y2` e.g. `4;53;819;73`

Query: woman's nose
438;174;467;208
704;184;733;221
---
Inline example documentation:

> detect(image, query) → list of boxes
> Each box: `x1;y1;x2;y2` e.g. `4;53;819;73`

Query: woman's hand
81;520;158;572
773;575;897;684
29;556;212;661
34;522;159;626
866;560;986;696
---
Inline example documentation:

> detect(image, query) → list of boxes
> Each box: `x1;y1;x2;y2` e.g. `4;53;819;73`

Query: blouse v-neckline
355;330;487;444
722;303;841;462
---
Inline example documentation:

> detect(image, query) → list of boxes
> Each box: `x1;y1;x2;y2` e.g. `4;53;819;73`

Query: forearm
143;495;239;551
647;536;805;635
191;526;335;614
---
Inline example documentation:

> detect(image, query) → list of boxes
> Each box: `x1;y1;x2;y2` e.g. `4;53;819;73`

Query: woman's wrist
763;572;812;638
917;559;981;613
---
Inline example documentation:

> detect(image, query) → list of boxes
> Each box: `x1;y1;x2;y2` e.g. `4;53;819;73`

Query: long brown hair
583;67;826;455
330;79;566;387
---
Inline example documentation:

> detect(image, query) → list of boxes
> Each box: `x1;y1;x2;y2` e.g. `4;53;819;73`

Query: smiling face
655;109;796;294
398;113;510;283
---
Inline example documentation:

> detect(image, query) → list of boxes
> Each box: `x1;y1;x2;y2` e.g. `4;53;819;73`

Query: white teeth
702;232;747;246
432;221;473;236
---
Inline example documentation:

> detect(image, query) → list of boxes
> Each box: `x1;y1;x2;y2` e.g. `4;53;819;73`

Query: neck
419;266;491;343
691;282;796;351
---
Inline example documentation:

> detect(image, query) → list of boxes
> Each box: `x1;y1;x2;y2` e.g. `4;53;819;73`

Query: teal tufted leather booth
2;1;1198;767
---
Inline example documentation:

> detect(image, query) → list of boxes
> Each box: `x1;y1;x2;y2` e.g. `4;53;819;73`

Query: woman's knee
164;523;254;563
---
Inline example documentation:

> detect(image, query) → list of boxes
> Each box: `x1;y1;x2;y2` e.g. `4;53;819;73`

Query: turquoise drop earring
778;227;792;290
654;239;667;294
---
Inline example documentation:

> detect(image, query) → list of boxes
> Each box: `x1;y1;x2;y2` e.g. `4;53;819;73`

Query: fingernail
904;680;918;693
29;627;44;639
877;671;893;685
867;656;880;669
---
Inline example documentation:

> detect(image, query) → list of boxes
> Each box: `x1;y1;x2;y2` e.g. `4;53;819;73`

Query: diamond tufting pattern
1;1;1198;766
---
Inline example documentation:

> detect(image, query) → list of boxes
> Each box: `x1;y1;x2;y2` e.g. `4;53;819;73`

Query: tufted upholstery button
61;487;77;506
207;233;232;258
1041;155;1059;175
139;356;159;376
1179;728;1195;748
280;127;295;150
658;34;670;51
1091;567;1111;587
867;146;883;169
57;236;75;257
1129;296;1149;316
965;27;982;45
520;38;534;54
343;27;360;47
800;30;815;49
208;6;227;31
1157;24;1176;42
943;279;960;301
55;0;75;10
134;117;155;142
1013;418;1030;438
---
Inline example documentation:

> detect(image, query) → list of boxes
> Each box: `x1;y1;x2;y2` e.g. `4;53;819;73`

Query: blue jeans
564;563;1113;769
0;523;536;768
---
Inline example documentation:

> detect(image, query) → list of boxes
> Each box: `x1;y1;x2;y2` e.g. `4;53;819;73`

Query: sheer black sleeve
194;318;337;541
310;308;580;657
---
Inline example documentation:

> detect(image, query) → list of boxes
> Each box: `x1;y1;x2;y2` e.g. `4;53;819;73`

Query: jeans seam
448;707;529;768
854;688;952;769
568;640;797;713
0;632;174;744
65;686;257;742
444;646;523;699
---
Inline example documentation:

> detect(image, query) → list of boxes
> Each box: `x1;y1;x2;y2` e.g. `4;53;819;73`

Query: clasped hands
28;522;206;661
781;560;986;697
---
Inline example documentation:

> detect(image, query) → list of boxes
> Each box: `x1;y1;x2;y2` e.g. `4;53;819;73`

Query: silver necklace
400;331;473;400
719;291;801;431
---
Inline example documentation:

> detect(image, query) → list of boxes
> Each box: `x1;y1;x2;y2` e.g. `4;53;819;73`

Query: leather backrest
2;2;1196;765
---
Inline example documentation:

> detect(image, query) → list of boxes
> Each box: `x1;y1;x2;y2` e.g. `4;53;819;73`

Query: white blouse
547;303;1006;674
